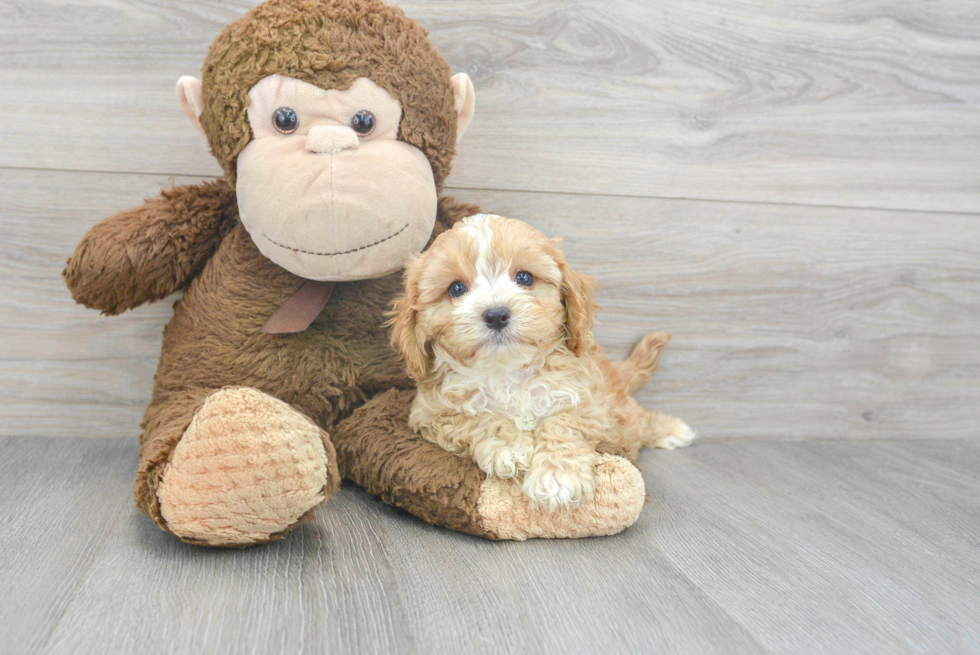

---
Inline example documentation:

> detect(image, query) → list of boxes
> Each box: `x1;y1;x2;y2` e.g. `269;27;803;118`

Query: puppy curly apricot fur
390;214;697;511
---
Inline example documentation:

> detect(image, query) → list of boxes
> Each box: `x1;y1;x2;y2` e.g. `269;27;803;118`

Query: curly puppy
389;214;695;511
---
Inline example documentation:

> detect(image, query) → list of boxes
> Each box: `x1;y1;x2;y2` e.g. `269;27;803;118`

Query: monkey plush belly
150;223;407;427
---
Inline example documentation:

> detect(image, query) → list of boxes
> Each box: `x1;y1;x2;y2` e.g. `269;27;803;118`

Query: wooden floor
1;436;978;655
1;1;979;653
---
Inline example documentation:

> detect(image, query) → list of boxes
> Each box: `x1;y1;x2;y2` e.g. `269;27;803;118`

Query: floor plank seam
445;185;980;218
664;565;776;655
4;165;979;218
0;164;210;180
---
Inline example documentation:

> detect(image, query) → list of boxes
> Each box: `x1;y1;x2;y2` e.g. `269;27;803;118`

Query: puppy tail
614;331;671;394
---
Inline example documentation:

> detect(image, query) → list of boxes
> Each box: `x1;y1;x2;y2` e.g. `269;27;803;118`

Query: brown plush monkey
64;0;647;547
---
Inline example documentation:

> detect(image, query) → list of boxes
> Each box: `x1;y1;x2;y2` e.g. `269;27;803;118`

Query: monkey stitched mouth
263;223;409;257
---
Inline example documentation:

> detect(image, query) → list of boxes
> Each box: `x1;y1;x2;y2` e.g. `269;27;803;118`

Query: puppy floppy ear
556;250;600;356
387;259;430;381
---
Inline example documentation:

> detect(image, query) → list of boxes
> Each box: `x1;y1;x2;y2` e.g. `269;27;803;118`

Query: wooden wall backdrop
0;0;978;440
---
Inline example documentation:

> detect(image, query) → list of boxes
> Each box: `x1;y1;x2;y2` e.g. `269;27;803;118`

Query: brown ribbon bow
260;280;336;334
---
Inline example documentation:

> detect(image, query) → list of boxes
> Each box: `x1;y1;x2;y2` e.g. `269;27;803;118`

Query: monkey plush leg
135;387;340;547
332;389;646;541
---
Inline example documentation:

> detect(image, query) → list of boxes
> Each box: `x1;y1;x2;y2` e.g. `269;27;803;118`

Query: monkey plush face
234;75;439;281
174;0;477;282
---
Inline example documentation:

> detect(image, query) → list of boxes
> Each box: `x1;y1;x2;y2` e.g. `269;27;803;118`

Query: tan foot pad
158;387;330;547
477;453;646;540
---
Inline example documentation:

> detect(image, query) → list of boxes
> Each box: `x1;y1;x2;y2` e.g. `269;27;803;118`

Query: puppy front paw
475;438;533;480
653;420;697;450
521;452;597;512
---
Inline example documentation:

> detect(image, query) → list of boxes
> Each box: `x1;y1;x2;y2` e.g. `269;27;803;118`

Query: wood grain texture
640;439;980;654
368;498;764;654
37;482;764;655
2;437;978;654
40;484;416;655
3;168;977;440
0;437;135;655
1;0;979;211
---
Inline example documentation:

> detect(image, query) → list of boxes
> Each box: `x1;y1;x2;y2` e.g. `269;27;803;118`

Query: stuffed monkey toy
64;0;648;547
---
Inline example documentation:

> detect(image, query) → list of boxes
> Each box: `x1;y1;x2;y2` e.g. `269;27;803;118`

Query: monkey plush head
174;0;476;281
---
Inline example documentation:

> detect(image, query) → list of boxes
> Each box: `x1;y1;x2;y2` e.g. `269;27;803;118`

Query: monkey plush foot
157;387;338;547
477;453;645;540
334;389;646;540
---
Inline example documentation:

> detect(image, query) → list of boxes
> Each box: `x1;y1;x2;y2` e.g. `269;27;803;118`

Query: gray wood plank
4;437;979;654
39;483;767;655
367;500;766;655
812;439;980;555
39;483;416;655
25;434;766;655
640;440;980;654
4;168;977;440
0;437;136;655
1;0;979;212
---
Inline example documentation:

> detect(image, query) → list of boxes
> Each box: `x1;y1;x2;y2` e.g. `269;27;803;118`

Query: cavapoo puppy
389;214;695;511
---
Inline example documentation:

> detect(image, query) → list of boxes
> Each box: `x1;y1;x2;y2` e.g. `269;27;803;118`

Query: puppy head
388;213;599;379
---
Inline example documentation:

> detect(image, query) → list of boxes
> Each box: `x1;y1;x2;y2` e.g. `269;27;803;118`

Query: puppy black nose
483;307;511;331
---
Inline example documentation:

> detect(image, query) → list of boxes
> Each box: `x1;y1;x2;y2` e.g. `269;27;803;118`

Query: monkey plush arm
64;179;238;315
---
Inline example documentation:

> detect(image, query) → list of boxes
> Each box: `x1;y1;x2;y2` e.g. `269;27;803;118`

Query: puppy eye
448;280;468;298
515;270;534;287
273;107;299;134
350;110;375;136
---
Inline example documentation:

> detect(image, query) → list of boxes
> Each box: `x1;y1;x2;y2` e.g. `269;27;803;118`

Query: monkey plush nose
483;307;511;331
306;126;360;154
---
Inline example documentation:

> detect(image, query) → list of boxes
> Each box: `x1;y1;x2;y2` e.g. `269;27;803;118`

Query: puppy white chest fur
441;365;580;431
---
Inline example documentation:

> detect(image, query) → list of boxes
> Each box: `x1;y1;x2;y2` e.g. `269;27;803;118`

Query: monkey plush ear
175;76;206;135
451;73;476;144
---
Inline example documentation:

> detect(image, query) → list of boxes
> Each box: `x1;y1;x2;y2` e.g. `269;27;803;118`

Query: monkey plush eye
448;280;468;298
350;110;376;136
515;270;534;287
273;107;299;134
